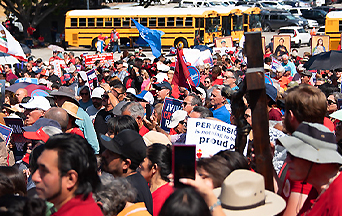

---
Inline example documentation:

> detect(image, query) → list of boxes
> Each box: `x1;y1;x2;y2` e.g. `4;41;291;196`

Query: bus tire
174;38;188;49
91;38;98;51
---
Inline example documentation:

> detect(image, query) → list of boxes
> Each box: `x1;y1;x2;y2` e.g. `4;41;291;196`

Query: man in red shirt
32;133;102;216
278;122;342;216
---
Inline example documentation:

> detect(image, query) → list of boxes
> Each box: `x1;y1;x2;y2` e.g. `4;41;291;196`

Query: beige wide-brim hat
61;101;83;120
213;170;285;216
143;131;171;146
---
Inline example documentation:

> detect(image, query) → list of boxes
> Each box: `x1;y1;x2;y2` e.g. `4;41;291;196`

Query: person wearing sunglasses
78;86;92;110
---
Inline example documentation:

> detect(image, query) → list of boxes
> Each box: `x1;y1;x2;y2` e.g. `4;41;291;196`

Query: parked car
282;0;310;7
301;9;327;25
260;1;292;10
261;10;305;31
316;25;325;35
278;26;311;47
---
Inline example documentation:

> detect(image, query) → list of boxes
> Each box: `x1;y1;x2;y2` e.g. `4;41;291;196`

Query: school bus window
114;18;121;27
79;18;86;27
339;21;342;32
97;18;103;27
88;18;95;27
123;18;130;27
71;18;77;27
195;18;204;28
233;15;243;31
158;18;165;26
149;18;156;27
141;18;148;26
167;17;175;26
185;17;193;26
244;15;248;25
176;17;183;26
105;18;112;27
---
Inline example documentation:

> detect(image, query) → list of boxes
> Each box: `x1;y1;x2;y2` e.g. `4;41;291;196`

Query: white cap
20;96;51;111
157;63;170;72
91;87;105;99
123;62;128;68
126;88;137;95
276;66;285;73
167;110;188;129
155;72;169;83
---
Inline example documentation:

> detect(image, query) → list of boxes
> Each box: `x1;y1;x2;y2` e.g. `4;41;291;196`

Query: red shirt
324;117;335;132
139;125;150;137
212;78;223;86
52;193;102;216
269;108;282;121
27;27;35;35
68;128;85;138
299;172;342;216
152;183;174;216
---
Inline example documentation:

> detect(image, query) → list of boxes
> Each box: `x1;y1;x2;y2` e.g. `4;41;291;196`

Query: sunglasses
80;92;89;96
204;81;210;84
182;101;189;107
179;120;187;127
328;99;337;105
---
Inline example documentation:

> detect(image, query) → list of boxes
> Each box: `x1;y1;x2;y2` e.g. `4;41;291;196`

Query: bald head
15;88;28;103
44;107;69;132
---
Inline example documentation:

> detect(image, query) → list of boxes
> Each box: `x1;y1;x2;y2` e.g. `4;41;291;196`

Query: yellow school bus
325;11;342;50
216;7;244;42
241;7;262;32
65;8;222;49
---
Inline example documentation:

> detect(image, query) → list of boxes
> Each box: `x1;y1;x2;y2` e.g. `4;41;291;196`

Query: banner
185;118;238;158
52;59;66;77
4;117;26;161
84;53;114;66
0;123;13;146
15;77;38;85
86;69;98;91
160;97;183;132
0;23;26;61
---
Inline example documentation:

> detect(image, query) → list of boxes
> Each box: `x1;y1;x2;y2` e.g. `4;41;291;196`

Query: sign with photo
160;97;183;132
273;35;291;57
311;35;329;55
215;36;233;48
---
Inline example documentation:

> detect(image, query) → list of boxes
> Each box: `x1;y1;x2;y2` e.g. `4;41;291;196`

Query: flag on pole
131;19;164;58
0;23;26;61
172;49;196;90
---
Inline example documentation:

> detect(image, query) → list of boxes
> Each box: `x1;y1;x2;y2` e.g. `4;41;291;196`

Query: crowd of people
1;38;342;216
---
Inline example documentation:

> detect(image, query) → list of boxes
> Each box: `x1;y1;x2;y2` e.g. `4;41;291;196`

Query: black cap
100;129;146;169
153;81;172;91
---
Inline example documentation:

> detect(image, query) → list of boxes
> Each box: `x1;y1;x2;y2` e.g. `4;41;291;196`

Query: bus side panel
326;19;340;51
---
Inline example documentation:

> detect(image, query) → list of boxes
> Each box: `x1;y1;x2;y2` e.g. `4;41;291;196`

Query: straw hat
213;170;285;216
61;101;83;120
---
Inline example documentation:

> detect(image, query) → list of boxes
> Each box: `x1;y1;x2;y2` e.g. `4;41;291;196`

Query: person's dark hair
51;82;61;90
264;57;272;64
29;144;45;174
109;78;122;87
188;93;202;107
146;143;172;182
0;166;27;196
0;173;15;197
159;187;211;216
0;195;46;216
93;177;136;216
107;115;139;135
21;96;31;103
192;106;213;118
215;150;250;171
46;97;56;108
44;133;101;199
5;90;18;105
112;82;127;93
211;66;221;76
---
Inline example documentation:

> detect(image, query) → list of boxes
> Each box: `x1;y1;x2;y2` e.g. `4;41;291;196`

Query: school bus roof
67;8;220;17
326;11;342;19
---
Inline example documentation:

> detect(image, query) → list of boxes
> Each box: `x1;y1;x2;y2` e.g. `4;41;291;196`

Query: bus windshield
249;14;262;28
233;15;243;31
205;17;220;33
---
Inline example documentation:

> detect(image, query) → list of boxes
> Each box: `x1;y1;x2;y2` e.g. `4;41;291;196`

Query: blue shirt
211;105;231;124
282;61;297;77
76;108;100;154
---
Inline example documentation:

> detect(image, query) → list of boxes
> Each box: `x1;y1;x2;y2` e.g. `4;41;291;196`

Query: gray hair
192;106;213;118
121;102;145;119
94;177;137;216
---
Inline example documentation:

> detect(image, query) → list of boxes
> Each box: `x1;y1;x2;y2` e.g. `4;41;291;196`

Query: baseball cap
167;110;188;129
113;101;129;115
265;84;277;102
91;87;105;99
22;118;61;132
100;129;147;169
24;126;62;143
20;96;51;111
153;81;172;91
134;90;154;105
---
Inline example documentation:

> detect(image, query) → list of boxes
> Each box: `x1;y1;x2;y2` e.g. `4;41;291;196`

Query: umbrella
304;50;342;71
20;43;31;55
6;82;48;95
0;52;19;64
6;82;31;93
48;44;65;52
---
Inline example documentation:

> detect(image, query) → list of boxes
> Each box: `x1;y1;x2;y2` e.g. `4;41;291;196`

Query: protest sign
160;97;183;132
84;53;114;66
86;69;98;91
187;66;200;87
0;124;13;146
0;79;5;106
4;117;26;161
52;59;66;77
15;78;38;85
185;118;238;158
